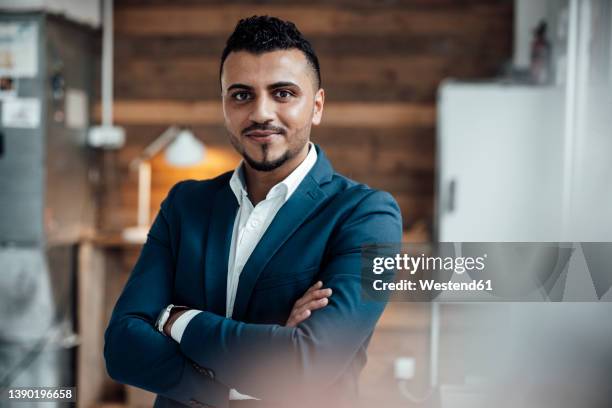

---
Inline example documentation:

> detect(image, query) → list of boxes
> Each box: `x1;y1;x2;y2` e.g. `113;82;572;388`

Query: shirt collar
229;142;318;205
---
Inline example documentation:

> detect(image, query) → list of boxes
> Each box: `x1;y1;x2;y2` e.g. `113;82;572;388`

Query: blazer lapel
204;183;238;316
231;175;327;321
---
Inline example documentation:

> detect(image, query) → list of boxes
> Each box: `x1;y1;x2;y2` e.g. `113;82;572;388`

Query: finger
304;281;322;293
286;309;310;327
311;281;323;290
293;297;329;318
288;292;331;327
305;281;323;296
293;282;322;308
293;287;332;309
294;288;332;309
289;309;312;327
288;308;312;327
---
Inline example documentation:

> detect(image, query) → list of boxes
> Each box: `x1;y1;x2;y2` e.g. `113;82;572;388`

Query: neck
243;144;309;205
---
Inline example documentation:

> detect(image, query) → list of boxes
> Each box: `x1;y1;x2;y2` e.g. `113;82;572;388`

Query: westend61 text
372;279;493;292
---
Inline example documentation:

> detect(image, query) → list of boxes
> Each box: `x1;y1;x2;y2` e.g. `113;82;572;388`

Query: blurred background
0;0;610;407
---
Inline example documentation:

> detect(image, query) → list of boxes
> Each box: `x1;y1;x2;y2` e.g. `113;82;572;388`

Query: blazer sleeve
104;182;229;408
178;189;402;401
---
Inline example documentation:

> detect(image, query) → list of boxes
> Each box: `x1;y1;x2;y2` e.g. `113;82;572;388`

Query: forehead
221;49;313;89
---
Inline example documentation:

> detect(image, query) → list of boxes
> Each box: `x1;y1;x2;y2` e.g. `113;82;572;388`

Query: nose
248;94;275;124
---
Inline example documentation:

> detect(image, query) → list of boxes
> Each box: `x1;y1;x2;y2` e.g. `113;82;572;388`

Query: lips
243;130;283;143
245;131;278;137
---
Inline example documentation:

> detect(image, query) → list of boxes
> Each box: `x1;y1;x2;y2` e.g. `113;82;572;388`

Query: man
104;16;402;408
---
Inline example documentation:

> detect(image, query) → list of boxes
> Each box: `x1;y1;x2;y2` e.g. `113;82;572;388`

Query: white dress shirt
163;143;317;399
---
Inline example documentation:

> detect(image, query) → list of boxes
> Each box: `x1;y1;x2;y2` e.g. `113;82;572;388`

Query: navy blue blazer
104;145;402;408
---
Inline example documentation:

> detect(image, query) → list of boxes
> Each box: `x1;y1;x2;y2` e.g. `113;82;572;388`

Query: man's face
221;49;324;172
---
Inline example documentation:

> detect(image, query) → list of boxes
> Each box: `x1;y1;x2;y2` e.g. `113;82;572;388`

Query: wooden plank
113;31;512;60
93;100;435;127
93;100;221;125
324;102;435;127
77;242;107;408
116;0;513;9
115;5;511;37
113;55;499;102
313;125;435;142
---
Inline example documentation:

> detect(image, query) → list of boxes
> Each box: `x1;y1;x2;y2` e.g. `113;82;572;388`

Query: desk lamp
122;126;205;242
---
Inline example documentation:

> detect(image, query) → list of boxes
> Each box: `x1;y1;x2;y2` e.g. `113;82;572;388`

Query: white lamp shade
164;129;206;167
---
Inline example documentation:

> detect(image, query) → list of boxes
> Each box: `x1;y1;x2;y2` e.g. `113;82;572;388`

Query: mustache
241;123;286;136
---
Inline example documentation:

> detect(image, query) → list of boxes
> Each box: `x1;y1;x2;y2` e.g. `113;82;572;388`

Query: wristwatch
156;304;175;333
156;304;190;335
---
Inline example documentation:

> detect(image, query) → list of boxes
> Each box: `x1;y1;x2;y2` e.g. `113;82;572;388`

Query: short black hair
220;15;321;89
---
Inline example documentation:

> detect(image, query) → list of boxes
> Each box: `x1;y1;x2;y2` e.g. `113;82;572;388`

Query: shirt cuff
170;309;202;343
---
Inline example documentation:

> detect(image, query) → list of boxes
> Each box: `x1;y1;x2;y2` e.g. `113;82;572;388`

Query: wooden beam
93;100;435;127
94;100;222;125
324;102;435;127
115;5;510;37
113;32;513;60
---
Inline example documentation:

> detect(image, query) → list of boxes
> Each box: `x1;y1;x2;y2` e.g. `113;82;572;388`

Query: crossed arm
104;188;401;405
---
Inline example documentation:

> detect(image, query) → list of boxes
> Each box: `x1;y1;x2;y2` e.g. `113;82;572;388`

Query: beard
228;125;310;173
242;144;293;172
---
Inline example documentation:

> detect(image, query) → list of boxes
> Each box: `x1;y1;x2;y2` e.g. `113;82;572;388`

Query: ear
311;88;325;126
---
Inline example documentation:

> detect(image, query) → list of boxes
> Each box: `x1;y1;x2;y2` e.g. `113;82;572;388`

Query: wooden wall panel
98;0;512;236
114;5;510;37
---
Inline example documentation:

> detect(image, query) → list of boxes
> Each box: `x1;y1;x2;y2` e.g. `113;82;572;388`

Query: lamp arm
129;126;181;170
136;162;152;228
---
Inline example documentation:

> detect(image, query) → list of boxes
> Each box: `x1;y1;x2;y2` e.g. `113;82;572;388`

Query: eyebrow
226;81;301;92
268;81;300;90
227;83;252;92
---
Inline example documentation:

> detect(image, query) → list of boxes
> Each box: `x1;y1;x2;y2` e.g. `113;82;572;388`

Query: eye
274;89;294;99
231;91;251;102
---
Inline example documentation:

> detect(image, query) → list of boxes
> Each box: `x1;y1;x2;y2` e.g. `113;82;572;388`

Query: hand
163;306;190;337
285;281;332;327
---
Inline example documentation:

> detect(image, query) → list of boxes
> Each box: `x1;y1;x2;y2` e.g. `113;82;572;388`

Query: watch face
155;309;165;331
156;305;172;332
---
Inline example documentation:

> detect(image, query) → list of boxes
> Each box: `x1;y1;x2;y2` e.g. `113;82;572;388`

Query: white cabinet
437;82;566;241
